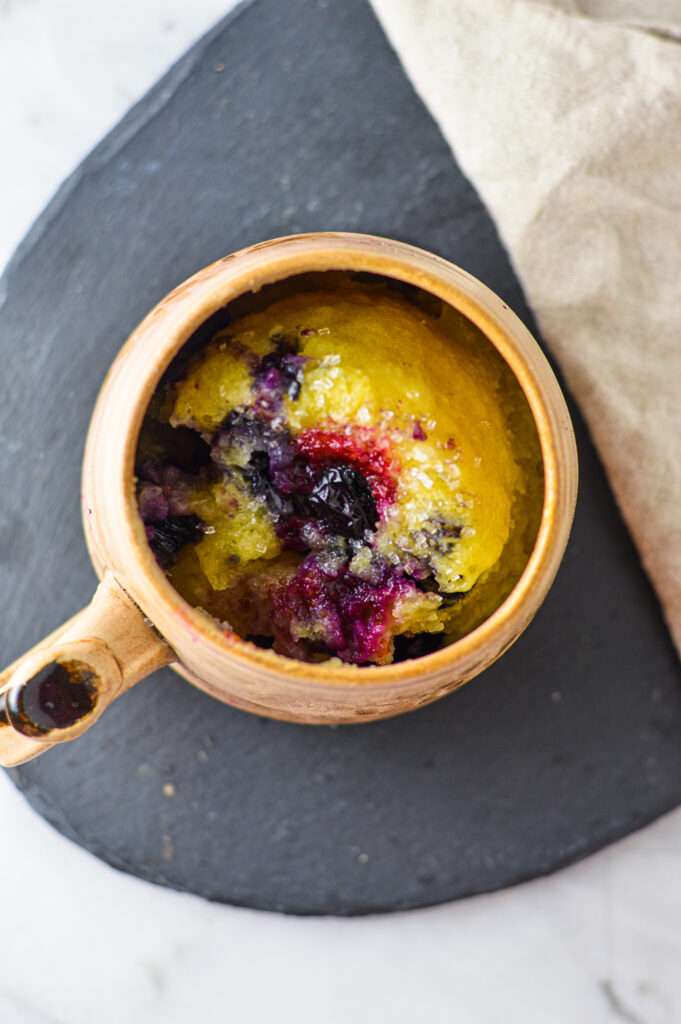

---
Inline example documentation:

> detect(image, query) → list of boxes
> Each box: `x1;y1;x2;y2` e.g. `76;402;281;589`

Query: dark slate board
2;0;680;915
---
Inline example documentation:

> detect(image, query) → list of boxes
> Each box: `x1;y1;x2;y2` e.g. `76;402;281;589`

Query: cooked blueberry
217;412;295;468
297;462;378;540
242;450;273;497
215;415;377;543
147;514;203;567
138;482;169;522
255;349;307;402
240;453;292;519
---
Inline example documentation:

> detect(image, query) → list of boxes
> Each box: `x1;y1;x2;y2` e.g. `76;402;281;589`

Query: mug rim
83;232;577;690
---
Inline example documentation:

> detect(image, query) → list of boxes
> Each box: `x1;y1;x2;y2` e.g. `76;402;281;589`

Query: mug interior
129;249;551;675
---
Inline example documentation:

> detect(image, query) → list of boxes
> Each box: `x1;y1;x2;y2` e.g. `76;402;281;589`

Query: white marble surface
2;2;681;1022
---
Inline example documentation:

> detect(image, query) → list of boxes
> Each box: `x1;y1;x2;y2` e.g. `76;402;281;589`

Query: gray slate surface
1;0;680;914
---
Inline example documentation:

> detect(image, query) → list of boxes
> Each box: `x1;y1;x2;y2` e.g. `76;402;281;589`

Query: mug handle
0;574;173;766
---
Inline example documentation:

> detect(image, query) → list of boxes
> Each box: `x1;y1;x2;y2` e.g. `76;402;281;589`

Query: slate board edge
7;763;674;917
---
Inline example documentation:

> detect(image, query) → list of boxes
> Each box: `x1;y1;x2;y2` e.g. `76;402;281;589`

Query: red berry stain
295;426;398;514
270;555;415;664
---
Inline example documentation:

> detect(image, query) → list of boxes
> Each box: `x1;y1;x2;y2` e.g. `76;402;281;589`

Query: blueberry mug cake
136;272;543;666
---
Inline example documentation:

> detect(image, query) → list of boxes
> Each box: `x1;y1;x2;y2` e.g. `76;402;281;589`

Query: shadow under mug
0;233;578;766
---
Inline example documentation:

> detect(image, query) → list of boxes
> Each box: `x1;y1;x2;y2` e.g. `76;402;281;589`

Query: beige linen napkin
370;0;681;657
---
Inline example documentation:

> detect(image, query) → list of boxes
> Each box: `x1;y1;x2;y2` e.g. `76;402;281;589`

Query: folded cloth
370;0;681;659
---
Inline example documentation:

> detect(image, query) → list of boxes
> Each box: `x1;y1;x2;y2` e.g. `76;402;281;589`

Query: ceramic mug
0;233;578;766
